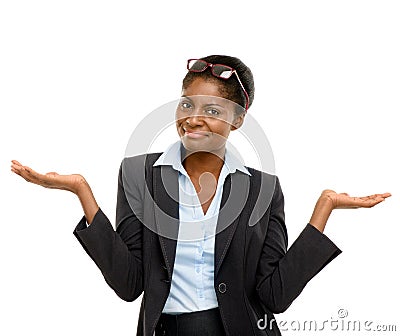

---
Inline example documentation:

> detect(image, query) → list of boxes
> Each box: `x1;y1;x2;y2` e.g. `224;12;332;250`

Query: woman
11;55;391;336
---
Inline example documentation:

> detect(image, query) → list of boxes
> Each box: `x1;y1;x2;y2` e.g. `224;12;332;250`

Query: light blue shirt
153;140;251;314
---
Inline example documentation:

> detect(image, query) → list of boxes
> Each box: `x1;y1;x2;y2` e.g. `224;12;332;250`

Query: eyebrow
203;103;225;109
180;96;226;108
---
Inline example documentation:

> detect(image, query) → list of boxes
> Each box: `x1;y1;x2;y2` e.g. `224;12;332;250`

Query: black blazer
73;152;341;336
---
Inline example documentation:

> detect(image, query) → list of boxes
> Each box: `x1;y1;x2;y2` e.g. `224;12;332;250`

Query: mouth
182;128;209;138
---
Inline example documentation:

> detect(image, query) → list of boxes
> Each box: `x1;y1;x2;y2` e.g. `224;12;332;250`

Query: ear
230;113;245;131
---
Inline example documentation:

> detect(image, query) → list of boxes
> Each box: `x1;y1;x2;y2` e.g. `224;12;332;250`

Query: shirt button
218;282;227;294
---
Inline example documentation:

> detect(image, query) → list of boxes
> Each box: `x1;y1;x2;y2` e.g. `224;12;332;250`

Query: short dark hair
182;55;255;111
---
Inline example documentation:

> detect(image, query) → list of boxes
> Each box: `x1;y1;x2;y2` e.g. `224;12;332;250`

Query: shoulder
120;152;164;173
244;166;280;189
244;166;283;204
118;152;164;186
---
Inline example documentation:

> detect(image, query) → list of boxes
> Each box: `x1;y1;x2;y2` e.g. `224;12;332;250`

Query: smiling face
176;77;245;154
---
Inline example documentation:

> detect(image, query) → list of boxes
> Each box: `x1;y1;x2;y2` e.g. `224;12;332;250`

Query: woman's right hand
11;160;87;194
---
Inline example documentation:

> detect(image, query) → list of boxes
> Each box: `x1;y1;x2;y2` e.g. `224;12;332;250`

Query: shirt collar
153;140;251;176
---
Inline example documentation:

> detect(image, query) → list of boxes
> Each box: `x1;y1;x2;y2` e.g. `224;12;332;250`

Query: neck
182;146;225;177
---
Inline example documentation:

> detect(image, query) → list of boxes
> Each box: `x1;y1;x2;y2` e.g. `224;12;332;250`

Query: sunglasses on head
187;59;249;111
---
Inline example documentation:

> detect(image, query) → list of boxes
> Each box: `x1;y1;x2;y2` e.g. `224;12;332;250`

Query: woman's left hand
309;190;391;232
320;189;392;210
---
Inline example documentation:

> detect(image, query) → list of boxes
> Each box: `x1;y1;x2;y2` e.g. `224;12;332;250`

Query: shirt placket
190;180;205;300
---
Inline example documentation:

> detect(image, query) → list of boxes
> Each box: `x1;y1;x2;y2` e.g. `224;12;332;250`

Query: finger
17;169;34;182
359;192;391;200
11;165;27;178
11;162;27;173
22;165;41;178
11;159;23;166
24;167;60;187
11;164;38;183
11;162;24;169
359;194;390;202
11;167;21;175
17;166;44;184
11;165;21;173
359;194;380;201
368;198;386;207
14;170;34;183
338;196;378;208
357;197;385;208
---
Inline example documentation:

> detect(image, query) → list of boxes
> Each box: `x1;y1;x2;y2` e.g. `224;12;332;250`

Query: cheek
210;119;231;135
175;120;183;135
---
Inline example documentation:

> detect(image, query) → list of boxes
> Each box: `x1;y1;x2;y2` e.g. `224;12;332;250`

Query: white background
1;1;399;335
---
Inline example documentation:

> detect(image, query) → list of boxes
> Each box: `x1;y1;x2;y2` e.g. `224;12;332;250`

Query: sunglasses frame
187;59;250;111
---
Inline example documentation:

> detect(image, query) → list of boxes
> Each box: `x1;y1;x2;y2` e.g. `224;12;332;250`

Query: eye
180;100;193;110
205;108;220;116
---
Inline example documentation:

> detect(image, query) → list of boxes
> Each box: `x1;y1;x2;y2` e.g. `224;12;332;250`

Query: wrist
309;194;334;233
73;175;89;195
316;194;335;213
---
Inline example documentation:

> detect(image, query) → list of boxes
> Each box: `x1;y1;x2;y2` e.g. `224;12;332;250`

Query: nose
181;106;205;126
185;113;204;127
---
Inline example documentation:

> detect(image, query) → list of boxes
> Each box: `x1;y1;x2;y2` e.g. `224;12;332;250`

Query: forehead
181;77;239;111
182;77;224;98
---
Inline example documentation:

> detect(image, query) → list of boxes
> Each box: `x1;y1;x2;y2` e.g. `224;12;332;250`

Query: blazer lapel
153;165;179;280
214;171;250;276
152;164;250;280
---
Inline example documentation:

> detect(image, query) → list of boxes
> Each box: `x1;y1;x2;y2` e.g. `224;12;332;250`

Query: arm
309;189;391;233
11;159;99;223
255;178;391;314
73;162;144;301
11;159;144;302
76;181;99;225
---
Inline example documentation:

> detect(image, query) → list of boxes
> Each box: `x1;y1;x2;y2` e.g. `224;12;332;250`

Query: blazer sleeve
255;177;342;313
73;160;144;302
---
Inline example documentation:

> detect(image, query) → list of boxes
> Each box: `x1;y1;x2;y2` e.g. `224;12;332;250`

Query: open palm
11;160;85;193
321;189;391;210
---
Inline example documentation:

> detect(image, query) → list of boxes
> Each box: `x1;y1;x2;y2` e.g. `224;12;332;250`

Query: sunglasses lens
212;64;233;79
187;59;208;72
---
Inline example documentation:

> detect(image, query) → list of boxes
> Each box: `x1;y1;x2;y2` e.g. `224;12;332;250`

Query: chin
181;137;226;154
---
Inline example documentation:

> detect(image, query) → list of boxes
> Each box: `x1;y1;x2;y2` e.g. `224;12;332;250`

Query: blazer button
218;282;227;294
